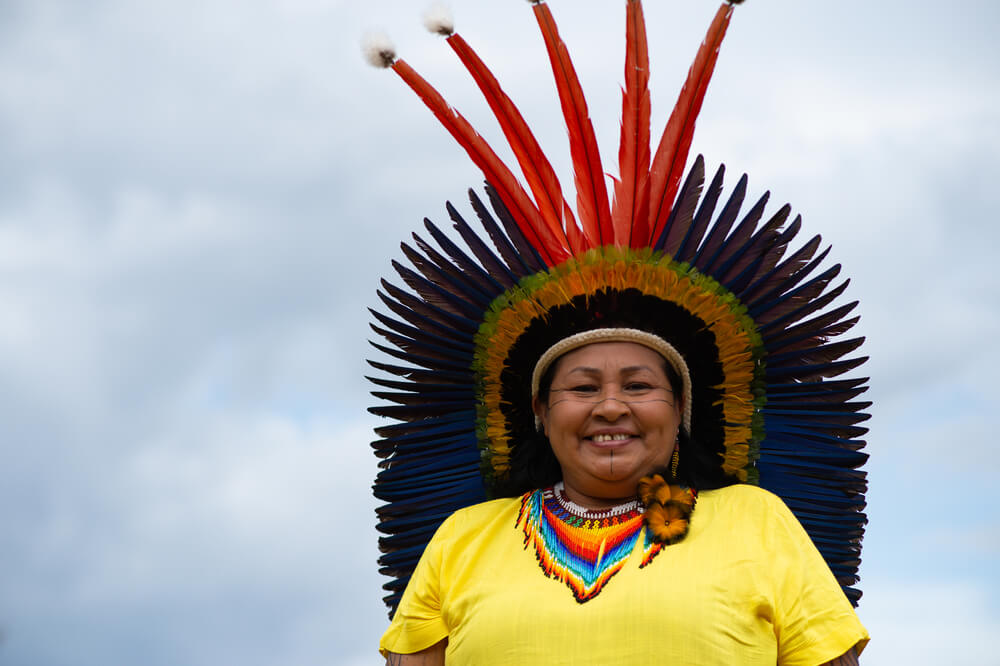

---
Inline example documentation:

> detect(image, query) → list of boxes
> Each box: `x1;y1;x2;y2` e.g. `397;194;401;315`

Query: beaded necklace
517;483;663;603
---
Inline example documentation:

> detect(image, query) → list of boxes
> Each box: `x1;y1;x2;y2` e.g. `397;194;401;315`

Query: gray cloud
1;0;998;663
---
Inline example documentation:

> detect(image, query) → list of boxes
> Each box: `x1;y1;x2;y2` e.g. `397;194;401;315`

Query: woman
368;1;870;663
380;334;867;663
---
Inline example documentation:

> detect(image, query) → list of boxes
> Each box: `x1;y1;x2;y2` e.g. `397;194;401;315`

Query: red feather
392;59;569;265
643;3;735;247
612;0;652;247
446;33;583;256
532;1;613;249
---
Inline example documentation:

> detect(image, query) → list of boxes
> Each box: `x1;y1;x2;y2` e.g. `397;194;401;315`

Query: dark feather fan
366;0;869;615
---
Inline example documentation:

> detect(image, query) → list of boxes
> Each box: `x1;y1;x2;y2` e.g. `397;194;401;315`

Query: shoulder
693;484;806;544
417;496;527;577
433;496;524;540
698;482;791;514
449;495;524;521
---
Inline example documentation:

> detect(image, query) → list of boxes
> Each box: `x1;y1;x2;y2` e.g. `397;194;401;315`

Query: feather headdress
367;0;868;615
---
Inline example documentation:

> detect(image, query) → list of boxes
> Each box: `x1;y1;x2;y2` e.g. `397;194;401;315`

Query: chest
440;506;782;664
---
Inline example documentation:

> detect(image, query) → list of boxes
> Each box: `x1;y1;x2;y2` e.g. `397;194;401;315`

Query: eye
623;382;653;392
568;384;599;394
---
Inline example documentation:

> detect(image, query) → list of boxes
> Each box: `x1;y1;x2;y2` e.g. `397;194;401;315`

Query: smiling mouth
590;433;634;443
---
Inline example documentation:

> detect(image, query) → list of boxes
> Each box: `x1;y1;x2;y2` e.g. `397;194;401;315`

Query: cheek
639;405;682;442
544;401;586;434
543;407;589;461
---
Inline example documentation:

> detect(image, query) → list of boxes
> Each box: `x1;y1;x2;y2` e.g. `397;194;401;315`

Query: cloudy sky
1;0;997;664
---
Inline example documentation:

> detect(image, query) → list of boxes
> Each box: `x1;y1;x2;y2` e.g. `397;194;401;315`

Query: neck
557;481;638;511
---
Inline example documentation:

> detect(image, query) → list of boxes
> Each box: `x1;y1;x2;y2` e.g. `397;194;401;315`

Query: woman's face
533;341;683;505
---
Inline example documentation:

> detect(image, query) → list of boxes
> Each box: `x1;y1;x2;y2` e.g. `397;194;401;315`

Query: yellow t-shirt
380;484;869;665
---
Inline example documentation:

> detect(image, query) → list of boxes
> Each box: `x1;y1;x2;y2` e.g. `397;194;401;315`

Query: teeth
592;433;631;443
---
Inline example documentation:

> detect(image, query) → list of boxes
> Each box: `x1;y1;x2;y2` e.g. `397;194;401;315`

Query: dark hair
492;346;737;497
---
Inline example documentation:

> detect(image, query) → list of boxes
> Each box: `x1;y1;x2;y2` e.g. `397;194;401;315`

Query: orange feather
532;1;613;249
445;33;583;257
391;59;568;265
612;0;652;248
643;3;734;247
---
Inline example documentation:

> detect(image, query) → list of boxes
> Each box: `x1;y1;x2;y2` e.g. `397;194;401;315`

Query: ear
532;395;549;435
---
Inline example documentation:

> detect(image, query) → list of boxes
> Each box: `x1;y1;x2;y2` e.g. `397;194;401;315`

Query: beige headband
531;328;693;432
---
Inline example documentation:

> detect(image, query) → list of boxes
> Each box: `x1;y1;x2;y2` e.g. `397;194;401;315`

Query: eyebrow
563;365;659;376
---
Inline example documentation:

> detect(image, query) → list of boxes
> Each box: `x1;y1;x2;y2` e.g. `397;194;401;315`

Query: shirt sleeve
378;514;453;657
768;495;870;666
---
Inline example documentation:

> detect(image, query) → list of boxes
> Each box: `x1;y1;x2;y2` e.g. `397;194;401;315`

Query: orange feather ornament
638;473;697;545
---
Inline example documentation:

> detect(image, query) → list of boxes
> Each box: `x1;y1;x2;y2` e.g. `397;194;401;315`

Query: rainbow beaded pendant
517;484;663;602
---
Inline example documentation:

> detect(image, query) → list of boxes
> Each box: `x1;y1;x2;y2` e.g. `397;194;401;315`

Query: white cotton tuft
362;31;397;68
422;3;454;36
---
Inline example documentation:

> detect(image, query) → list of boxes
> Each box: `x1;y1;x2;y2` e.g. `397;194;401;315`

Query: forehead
551;341;667;375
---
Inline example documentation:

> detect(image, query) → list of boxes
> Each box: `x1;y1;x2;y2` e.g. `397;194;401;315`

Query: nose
590;389;630;421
